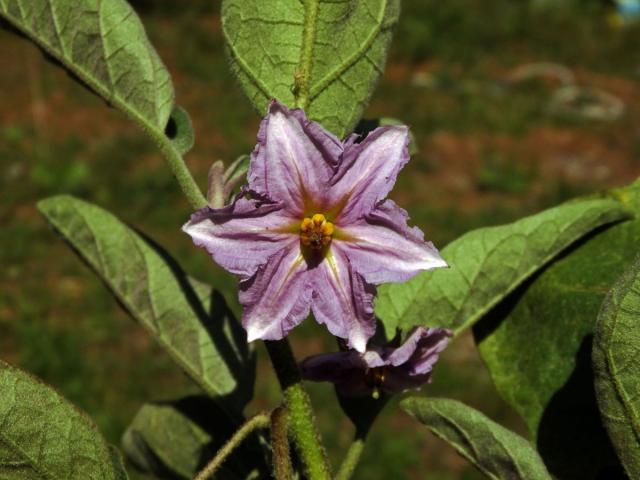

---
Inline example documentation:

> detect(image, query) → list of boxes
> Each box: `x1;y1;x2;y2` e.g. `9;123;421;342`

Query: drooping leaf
122;397;267;480
0;358;127;480
401;397;551;480
37;195;255;417
475;184;640;479
593;256;640;479
375;198;631;338
221;0;400;138
0;0;194;152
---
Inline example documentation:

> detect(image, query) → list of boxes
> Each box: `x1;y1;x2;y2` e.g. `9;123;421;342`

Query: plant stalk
265;339;332;480
335;432;367;480
193;412;270;480
271;406;293;479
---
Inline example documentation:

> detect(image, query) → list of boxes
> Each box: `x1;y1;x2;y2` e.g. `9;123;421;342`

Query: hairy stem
335;431;368;480
294;0;319;109
265;339;332;479
148;126;207;209
193;412;270;480
271;407;293;479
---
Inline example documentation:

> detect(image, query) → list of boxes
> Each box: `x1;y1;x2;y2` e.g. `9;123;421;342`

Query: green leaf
221;0;400;137
0;0;194;151
0;358;126;479
375;198;631;338
401;397;551;480
122;397;267;480
475;184;640;479
593;256;640;479
37;195;255;417
166;106;195;155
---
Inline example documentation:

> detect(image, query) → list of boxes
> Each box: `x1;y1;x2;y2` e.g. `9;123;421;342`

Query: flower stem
335;431;368;480
294;0;319;110
193;412;270;480
265;339;332;480
270;407;293;479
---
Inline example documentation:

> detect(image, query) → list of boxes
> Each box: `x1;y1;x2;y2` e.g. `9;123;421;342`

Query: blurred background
1;0;639;478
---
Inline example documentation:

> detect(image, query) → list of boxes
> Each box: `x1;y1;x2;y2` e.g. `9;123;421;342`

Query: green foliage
593;256;640;479
401;397;551;480
475;185;640;479
0;359;127;480
0;0;195;163
221;0;400;137
37;195;255;418
375;198;631;338
122;397;265;479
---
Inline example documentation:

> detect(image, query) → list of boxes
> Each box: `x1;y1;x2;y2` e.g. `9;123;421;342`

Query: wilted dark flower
183;100;446;351
300;327;452;398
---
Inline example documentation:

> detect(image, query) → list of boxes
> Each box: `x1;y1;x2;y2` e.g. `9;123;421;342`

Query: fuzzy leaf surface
475;185;640;479
221;0;400;137
402;397;551;480
0;0;194;151
593;256;640;479
0;359;127;480
375;199;631;338
38;195;255;417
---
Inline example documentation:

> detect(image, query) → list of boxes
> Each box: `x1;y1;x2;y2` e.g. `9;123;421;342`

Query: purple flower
183;100;446;352
300;327;452;398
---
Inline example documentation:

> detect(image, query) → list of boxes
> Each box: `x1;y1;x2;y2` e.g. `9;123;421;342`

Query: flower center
300;213;334;250
365;367;386;400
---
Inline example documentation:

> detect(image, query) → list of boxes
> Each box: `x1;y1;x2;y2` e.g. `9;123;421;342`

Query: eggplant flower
300;327;451;398
183;100;446;352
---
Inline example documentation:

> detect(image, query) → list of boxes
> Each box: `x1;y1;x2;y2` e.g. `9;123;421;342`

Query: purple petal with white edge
329;125;410;225
401;327;452;375
335;200;447;285
387;327;451;367
239;245;312;342
248;100;340;215
182;194;298;279
310;248;376;353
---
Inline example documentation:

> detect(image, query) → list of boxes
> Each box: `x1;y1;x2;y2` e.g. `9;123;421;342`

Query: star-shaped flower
300;327;452;398
183;100;446;351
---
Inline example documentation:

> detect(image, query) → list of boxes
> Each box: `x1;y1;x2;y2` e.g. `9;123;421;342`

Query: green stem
294;0;320;109
145;124;207;210
193;412;270;480
265;339;332;480
335;431;368;480
270;407;293;480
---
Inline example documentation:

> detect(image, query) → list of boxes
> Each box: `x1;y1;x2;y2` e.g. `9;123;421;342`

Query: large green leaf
401;397;551;480
593;256;640;479
0;0;193;153
37;195;255;417
122;397;266;479
375;198;631;338
221;0;400;137
0;359;128;480
475;185;640;479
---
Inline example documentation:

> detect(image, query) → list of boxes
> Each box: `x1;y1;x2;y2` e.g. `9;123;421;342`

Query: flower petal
300;351;373;397
336;200;447;284
310;249;376;352
240;245;312;342
386;327;452;370
182;195;297;279
329;126;410;224
248;100;341;215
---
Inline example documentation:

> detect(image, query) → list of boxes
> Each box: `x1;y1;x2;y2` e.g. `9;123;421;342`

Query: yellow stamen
365;367;386;399
300;213;334;250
